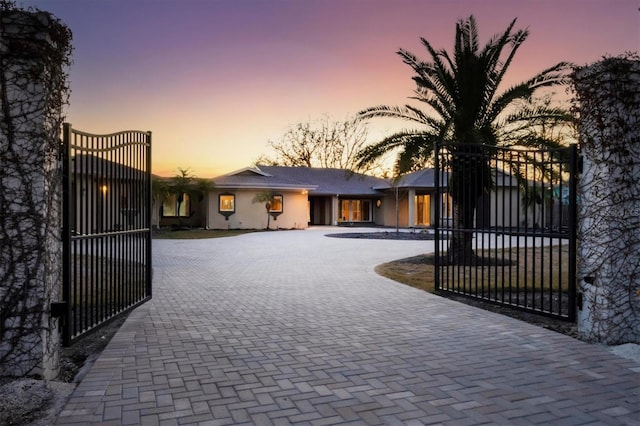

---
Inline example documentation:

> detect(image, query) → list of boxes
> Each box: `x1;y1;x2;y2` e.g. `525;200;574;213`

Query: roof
374;168;517;190
212;166;316;191
373;169;444;190
257;166;387;196
213;166;387;196
212;165;518;195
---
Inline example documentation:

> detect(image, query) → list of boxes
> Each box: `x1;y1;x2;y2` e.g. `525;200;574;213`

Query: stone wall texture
0;10;70;379
573;56;640;344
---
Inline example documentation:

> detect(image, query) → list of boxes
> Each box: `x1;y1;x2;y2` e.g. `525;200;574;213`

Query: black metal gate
434;143;578;321
60;123;152;345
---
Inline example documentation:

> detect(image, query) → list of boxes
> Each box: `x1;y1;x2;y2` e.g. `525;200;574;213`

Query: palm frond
401;46;456;113
355;130;440;171
358;105;431;126
409;91;452;121
485;82;537;123
393;133;442;174
525;62;572;90
488;21;528;93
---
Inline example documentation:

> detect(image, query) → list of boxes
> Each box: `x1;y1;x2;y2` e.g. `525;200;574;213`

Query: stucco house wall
209;189;309;230
379;192;410;228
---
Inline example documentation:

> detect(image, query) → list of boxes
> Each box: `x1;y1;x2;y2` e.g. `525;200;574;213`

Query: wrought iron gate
434;143;578;321
60;123;152;345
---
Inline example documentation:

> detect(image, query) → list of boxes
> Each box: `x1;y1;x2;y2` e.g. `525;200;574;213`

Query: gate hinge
50;301;68;318
58;141;66;172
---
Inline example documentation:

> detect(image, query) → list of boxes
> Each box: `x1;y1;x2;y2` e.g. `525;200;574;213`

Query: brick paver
56;227;639;425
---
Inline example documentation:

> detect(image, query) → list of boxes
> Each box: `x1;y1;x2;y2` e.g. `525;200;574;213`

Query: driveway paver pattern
56;227;639;425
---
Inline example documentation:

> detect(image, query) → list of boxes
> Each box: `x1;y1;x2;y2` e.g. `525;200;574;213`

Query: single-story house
156;165;526;230
208;166;386;229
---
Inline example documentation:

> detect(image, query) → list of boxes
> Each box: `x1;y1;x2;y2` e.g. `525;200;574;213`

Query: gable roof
213;166;315;191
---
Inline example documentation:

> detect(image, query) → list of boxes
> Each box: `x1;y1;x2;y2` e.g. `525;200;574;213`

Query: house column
573;55;640;344
407;189;415;227
332;196;340;225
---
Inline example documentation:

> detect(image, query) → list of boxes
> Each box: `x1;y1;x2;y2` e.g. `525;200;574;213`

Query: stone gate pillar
0;8;71;379
573;56;640;344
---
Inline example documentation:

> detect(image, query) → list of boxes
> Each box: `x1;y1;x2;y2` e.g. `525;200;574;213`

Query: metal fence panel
434;143;577;321
61;123;152;345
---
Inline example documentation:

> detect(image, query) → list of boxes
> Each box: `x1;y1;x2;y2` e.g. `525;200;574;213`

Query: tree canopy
257;114;387;175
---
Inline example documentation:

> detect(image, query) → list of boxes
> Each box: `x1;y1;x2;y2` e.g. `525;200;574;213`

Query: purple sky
20;0;639;177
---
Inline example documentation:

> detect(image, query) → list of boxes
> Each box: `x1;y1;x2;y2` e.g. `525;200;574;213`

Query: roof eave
214;183;317;191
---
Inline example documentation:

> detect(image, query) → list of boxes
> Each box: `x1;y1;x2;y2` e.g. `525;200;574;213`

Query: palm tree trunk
446;145;489;265
448;195;477;265
176;199;183;228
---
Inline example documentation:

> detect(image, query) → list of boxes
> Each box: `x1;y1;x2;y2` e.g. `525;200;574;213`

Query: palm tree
151;177;171;229
164;168;215;229
356;15;572;264
252;191;276;230
171;168;194;228
192;178;215;228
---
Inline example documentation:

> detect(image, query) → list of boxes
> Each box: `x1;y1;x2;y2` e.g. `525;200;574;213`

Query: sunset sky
21;0;639;177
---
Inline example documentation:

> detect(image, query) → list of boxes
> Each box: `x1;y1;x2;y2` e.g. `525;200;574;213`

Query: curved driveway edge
57;227;639;425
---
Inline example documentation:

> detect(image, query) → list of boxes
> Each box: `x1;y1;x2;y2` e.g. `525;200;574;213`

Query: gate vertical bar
146;131;153;298
433;141;440;289
567;143;578;321
61;123;73;346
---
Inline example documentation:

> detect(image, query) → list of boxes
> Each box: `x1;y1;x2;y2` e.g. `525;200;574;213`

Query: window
162;193;190;217
415;194;431;226
269;195;283;213
442;193;453;218
219;194;235;212
340;200;349;221
339;199;372;222
218;193;235;220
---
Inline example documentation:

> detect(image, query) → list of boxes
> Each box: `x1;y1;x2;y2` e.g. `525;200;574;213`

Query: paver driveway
57;227;639;425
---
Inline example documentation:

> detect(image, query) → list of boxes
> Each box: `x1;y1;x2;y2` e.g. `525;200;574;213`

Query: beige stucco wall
379;192;409;228
209;189;309;229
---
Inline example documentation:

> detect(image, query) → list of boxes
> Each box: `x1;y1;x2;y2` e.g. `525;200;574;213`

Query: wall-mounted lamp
376;199;382;208
100;185;108;195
